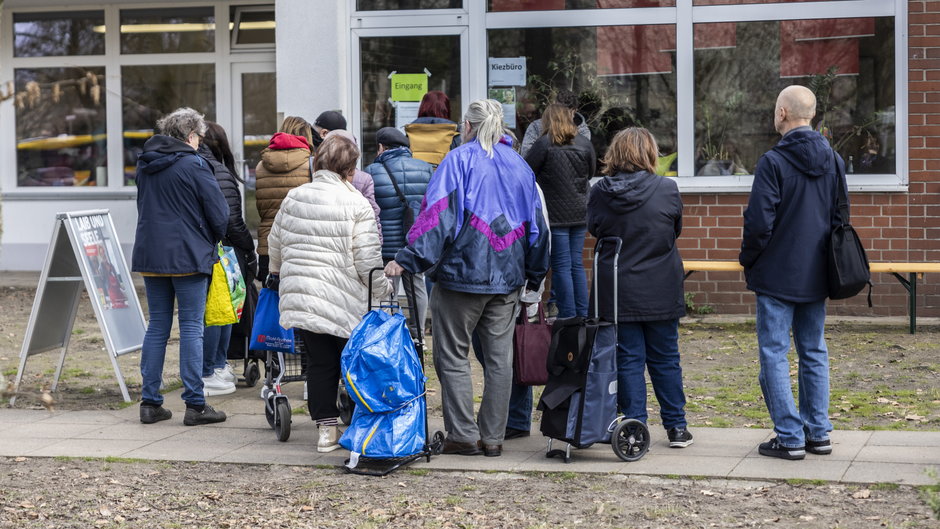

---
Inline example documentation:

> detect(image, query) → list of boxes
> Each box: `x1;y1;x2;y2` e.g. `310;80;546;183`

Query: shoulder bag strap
308;156;314;182
833;150;849;226
380;160;409;207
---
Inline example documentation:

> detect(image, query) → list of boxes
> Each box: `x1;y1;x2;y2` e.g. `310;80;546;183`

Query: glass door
352;28;468;166
231;63;277;237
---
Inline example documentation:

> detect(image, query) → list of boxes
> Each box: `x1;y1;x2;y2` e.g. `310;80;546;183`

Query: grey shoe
183;405;227;426
139;405;172;424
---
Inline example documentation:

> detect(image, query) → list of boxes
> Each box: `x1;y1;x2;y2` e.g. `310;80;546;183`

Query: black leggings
297;329;348;421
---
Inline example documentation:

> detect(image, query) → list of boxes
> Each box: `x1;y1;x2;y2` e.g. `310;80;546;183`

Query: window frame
0;1;275;198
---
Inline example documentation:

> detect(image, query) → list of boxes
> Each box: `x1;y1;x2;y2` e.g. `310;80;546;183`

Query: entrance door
231;63;277;237
352;28;468;166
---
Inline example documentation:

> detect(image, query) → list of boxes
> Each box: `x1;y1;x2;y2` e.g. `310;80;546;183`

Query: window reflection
230;7;276;46
694;0;848;5
489;0;674;11
15;67;107;187
489;26;677;174
694;18;894;176
122;64;216;185
357;0;461;9
120;7;215;54
13;11;104;57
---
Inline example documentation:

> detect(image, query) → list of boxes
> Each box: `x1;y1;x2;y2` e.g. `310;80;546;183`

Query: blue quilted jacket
365;147;434;259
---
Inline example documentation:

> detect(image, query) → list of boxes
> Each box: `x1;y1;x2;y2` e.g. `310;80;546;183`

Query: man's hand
384;260;405;277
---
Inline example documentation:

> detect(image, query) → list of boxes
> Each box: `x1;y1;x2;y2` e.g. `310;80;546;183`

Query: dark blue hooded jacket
132;135;228;275
739;127;845;303
365;146;434;259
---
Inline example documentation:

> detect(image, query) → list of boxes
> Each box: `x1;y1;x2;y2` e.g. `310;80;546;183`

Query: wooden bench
683;260;940;334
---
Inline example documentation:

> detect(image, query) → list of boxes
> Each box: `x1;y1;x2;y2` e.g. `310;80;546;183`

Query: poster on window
395;101;421;130
488;88;517;129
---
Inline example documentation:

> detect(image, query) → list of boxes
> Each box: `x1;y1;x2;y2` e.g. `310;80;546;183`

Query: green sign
390;73;428;102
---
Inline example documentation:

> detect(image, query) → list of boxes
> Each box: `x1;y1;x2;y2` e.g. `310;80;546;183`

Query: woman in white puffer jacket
269;134;393;453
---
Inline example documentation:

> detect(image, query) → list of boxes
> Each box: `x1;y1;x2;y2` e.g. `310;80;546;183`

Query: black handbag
380;160;415;235
828;152;872;305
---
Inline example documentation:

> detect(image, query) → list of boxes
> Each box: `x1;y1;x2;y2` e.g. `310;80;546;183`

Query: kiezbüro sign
488;57;527;87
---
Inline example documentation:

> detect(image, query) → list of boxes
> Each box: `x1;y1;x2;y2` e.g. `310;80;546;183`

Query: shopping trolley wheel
244;361;261;388
612;419;650;462
274;398;291;442
264;395;277;429
337;387;355;426
430;431;445;455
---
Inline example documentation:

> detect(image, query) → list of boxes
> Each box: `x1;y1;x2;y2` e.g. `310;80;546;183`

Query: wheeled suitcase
538;237;650;463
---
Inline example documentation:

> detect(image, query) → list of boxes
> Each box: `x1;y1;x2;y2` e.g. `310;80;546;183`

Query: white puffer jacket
269;169;394;338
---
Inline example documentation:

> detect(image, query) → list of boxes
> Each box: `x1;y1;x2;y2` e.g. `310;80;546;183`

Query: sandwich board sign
12;210;145;404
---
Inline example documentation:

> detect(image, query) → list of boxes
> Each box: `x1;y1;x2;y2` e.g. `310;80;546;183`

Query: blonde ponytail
464;99;505;158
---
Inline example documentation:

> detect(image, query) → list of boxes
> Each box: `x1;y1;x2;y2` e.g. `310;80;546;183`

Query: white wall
276;0;348;123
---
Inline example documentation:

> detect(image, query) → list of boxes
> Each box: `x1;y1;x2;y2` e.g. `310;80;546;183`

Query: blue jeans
472;329;533;432
141;274;208;407
202;324;232;378
550;226;588;318
616;319;687;430
756;294;832;448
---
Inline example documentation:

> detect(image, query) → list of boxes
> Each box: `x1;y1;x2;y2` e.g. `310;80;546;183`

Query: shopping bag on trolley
340;309;425;414
248;287;294;354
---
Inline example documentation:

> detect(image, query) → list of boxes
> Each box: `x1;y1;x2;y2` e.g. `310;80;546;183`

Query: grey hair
156;107;207;142
463;99;504;157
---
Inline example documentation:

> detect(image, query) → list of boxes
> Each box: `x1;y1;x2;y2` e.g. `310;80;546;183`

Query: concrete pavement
1;381;938;485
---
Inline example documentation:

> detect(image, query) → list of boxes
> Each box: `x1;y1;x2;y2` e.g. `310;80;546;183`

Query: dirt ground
1;285;939;528
0;457;937;529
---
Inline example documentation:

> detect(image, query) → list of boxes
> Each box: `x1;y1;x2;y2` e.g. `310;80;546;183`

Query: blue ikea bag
340;397;426;459
248;288;295;354
340;310;425;413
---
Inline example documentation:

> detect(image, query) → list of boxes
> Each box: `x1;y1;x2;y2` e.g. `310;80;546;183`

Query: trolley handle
367;267;394;313
593;236;622;323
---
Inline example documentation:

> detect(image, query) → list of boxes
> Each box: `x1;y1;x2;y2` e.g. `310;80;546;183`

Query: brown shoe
483;443;502;457
441;438;482;456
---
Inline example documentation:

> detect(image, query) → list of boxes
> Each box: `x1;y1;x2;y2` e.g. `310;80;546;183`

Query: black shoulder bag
380;161;415;235
828;151;873;306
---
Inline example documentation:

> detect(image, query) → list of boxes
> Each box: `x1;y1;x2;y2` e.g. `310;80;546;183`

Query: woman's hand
384;260;405;277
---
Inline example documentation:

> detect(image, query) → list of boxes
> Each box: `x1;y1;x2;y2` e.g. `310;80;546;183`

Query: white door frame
230;62;276;178
350;26;471;153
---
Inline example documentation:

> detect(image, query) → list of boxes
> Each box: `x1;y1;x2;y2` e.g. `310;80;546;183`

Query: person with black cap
311;110;348;149
365;127;434;330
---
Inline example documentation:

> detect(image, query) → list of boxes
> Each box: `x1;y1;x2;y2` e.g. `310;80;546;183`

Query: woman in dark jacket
525;103;596;318
197;122;256;396
132;107;228;427
586;127;693;449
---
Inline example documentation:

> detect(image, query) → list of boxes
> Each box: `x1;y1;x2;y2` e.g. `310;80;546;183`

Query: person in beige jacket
254;116;314;283
268;134;393;453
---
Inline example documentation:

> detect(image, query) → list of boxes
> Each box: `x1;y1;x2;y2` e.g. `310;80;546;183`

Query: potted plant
696;91;743;176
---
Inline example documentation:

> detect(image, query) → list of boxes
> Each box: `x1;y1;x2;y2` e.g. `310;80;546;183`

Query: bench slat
683;261;940;274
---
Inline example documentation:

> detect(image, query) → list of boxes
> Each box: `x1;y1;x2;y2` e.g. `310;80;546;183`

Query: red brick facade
586;2;940;318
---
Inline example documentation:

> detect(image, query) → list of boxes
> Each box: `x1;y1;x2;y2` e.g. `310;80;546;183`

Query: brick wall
582;2;940;318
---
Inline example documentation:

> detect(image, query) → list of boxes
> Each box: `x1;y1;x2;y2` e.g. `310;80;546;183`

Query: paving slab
854;445;940;465
0;421;104;439
32;438;152;458
867;430;940;447
121;439;252;461
40;410;126;425
0;437;60;456
842;461;940;486
74;423;189;441
729;457;851;482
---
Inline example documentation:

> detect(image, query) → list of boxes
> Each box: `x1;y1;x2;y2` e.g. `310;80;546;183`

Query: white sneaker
215;366;236;384
317;425;341;453
202;373;236;397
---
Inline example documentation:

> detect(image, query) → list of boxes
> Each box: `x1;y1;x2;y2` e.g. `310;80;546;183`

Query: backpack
404;123;458;166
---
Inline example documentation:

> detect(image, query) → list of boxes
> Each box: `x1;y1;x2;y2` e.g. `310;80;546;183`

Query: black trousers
297;329;348;421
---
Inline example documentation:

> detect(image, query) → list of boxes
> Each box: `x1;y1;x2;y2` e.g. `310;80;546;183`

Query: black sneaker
758;437;806;460
667;427;694;448
183;405;227;426
806;438;832;455
139;404;172;424
504;427;530;440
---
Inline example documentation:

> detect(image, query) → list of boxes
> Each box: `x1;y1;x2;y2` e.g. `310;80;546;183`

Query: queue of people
131;83;840;462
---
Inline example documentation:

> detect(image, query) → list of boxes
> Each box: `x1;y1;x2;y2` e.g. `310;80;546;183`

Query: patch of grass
445;495;461;506
79;387;96;394
314;464;335;470
407;468;430;476
2;368;16;376
161;380;183;393
920;470;940;520
117;400;137;409
61;368;92;379
872;482;900;491
292;406;308;415
786;478;826;486
554;471;578;481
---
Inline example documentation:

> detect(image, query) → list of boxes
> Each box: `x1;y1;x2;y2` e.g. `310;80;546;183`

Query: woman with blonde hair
385;99;550;457
254;116;315;283
524;103;595;319
268;134;393;453
587;127;692;449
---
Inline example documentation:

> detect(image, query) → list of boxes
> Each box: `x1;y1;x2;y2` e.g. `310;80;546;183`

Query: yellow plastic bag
205;245;245;326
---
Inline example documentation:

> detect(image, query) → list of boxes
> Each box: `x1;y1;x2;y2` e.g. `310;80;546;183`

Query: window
694;18;895;176
230;6;276;47
357;0;462;9
489;25;677;170
122;64;217;185
695;0;850;4
489;0;674;11
120;7;215;54
13;11;105;57
14;67;107;187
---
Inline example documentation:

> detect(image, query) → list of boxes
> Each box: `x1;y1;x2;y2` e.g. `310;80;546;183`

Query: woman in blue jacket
587;127;693;449
132;107;229;427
